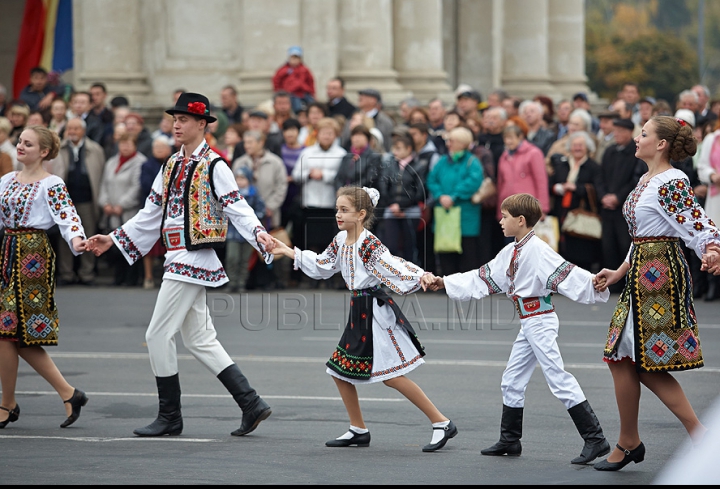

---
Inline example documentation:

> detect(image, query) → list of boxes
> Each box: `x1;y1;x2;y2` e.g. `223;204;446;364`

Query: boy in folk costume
423;193;611;464
88;93;275;437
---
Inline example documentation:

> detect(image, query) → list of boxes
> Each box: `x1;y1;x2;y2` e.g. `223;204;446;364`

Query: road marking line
13;391;405;402
302;337;605;348
44;352;720;372
0;435;220;443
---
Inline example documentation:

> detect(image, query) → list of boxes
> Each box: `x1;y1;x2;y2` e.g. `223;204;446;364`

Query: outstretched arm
86;234;115;256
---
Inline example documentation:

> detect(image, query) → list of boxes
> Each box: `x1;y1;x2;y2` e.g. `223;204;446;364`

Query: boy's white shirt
444;231;610;304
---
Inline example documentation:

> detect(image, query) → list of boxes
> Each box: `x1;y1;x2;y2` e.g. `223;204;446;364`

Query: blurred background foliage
586;0;720;102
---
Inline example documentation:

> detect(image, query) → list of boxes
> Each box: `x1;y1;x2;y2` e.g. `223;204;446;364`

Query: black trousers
438;236;481;275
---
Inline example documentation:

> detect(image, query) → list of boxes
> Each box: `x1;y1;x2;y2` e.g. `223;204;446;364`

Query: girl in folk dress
595;116;720;471
271;186;457;452
0;126;89;430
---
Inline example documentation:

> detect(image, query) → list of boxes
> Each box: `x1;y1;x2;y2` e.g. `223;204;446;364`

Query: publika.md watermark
206;292;521;332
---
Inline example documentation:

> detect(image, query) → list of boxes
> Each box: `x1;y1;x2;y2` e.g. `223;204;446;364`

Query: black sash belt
326;286;426;381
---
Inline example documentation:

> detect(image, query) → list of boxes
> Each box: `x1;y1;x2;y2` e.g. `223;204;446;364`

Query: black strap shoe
134;374;183;437
326;429;371;447
60;389;88;428
594;443;645;471
0;405;20;429
422;420;458;452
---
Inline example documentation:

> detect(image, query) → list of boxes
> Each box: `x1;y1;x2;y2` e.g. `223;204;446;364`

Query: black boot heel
0;405;20;429
481;405;524;457
568;400;611;464
133;374;183;437
594;442;645;471
61;390;88;428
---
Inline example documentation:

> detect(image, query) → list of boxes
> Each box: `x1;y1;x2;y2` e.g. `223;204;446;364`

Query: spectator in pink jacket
272;46;315;114
496;125;550;229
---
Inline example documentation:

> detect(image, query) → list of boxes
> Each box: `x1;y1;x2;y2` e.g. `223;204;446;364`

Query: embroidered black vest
161;147;228;251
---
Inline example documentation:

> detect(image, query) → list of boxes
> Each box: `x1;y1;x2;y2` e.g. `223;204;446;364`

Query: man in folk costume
88;93;275;437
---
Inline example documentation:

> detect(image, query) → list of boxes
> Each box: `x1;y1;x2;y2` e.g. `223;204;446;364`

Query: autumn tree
586;1;699;102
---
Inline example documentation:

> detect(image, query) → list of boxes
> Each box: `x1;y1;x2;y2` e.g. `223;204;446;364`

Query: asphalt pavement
2;286;719;484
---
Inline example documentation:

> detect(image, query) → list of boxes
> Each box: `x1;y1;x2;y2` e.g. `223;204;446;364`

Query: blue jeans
291;94;314;113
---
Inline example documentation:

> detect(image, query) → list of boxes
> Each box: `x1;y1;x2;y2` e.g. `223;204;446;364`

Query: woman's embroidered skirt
327;286;426;384
604;237;703;373
0;229;59;347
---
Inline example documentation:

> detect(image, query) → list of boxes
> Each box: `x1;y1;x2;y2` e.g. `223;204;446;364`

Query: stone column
72;0;150;99
237;0;301;106
500;0;556;99
337;0;409;106
301;0;339;103
548;0;591;99
393;0;453;103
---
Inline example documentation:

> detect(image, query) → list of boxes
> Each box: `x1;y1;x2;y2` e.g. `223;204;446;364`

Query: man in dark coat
597;118;646;292
326;77;356;120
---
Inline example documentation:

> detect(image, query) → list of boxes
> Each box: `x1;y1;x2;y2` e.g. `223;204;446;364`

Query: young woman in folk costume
0;126;89;430
271;186;457;452
595;116;720;471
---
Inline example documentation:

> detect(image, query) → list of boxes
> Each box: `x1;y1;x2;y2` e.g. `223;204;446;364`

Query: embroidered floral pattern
370;328;422;378
317;236;339;266
478;264;502;294
658;178;720;239
327;345;373;379
0;178;41;227
148;189;162;207
112;227;142;264
218;189;243;208
47;183;74;216
164;262;228;283
359;234;387;271
623;179;650;237
546;261;576;292
378;259;414;282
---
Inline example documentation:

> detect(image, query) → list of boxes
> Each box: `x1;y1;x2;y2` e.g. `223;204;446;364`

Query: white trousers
145;279;234;377
501;313;586;410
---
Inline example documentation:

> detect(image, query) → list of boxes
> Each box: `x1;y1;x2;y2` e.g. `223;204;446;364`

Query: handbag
471;178;497;205
561;184;602;240
534;215;560;252
269;226;292;248
433;206;463;253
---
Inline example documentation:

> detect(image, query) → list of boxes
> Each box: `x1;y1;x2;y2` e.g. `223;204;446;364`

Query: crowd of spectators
3;53;720;299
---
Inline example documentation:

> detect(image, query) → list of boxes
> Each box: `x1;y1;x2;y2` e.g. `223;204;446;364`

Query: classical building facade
1;0;590;108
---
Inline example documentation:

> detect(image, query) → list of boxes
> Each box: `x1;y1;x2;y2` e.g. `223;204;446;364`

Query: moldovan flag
12;0;73;98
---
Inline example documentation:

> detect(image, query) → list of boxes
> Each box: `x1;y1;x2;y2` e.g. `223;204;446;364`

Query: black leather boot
568;400;611;464
133;374;183;437
218;364;272;436
481;405;523;456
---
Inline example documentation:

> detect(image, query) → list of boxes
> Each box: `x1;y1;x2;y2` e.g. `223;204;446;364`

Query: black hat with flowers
166;92;217;123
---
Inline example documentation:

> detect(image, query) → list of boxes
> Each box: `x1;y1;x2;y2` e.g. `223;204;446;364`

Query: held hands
701;243;720;275
270;237;294;258
593;268;621;292
85;234;114;257
256;232;276;254
420;273;445;292
592;274;608;292
72;237;88;253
